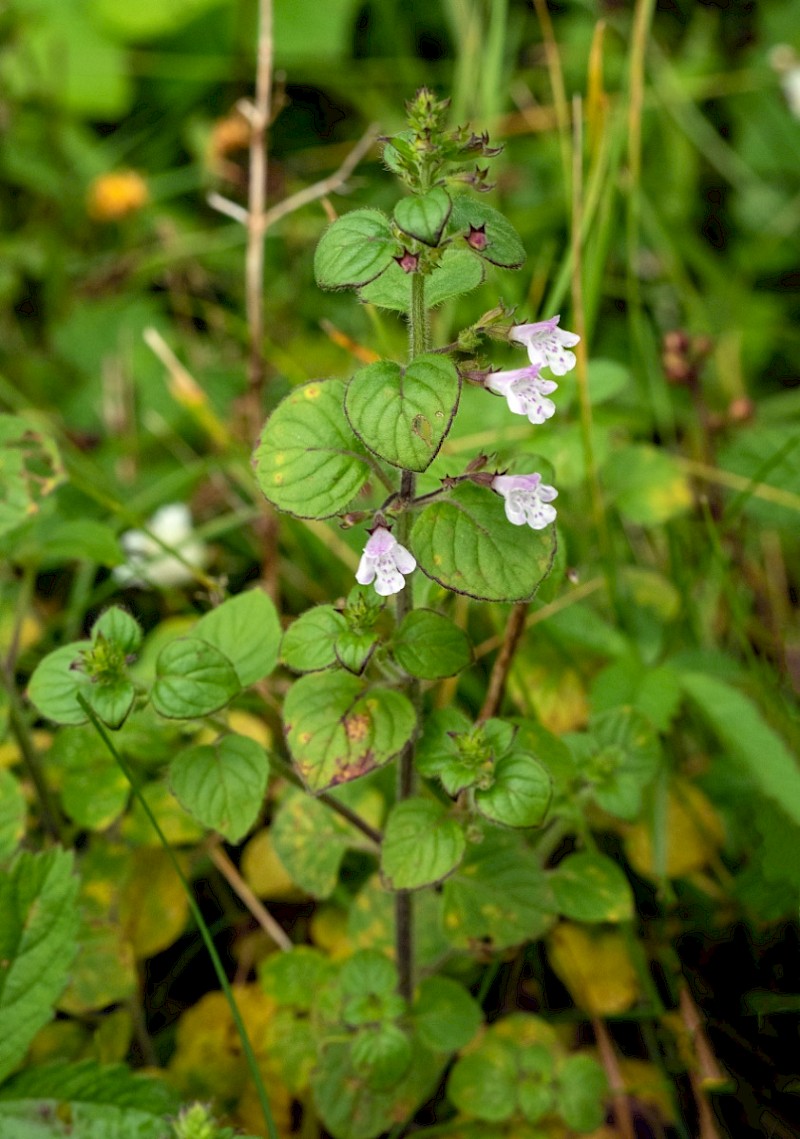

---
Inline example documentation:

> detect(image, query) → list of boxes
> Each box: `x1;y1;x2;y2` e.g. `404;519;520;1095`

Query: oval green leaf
169;734;269;843
557;1054;608;1132
410;482;557;602
381;798;466;891
475;751;552;828
448;195;526;269
284;672;416;793
442;829;556;950
359;247;485;312
550;852;634;923
394;187;452;246
27;642;93;726
194;589;281;687
282;605;345;673
447;1038;518;1122
253;380;372;519
345;355;460;473
314;208;397;290
393;609;472;679
412;976;483;1053
151;637;240;719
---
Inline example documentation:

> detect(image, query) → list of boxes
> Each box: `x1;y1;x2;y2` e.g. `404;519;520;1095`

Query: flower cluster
356;314;578;596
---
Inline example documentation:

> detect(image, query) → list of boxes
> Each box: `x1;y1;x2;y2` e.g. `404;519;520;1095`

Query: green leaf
194;589;281;687
335;628;377;675
90;678;135;729
0;1056;178;1139
253;380;371;519
260;947;334;1010
410;482;556;602
282;606;345;672
314;209;397;290
271;787;363;898
351;1025;413;1091
518;1045;557;1123
474;751;552;828
557;1054;608;1132
284;672;416;793
394;188;452;246
681;671;800;824
447;196;526;269
0;1059;177;1116
550;852;634;923
442;829;555;949
27;642;93;726
169;734;269;843
412;977;483;1053
415;707;480;794
381;798;466;890
447;1038;518;1122
0;771;25;862
393;609;471;680
312;1039;441;1139
0;849;79;1083
51;727;129;831
151;637;240;719
359;248;484;312
91;607;141;654
345;355;460;473
590;659;682;734
571;707;662;821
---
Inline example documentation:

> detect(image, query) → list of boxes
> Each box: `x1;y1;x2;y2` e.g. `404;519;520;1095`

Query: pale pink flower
510;315;580;376
356;526;416;596
484;364;558;425
492;473;557;530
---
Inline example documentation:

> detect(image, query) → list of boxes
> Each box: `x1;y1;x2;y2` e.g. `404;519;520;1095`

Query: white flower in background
491;473;558;530
770;45;800;119
510;315;580;376
484;364;558;425
356;526;416;596
114;503;208;588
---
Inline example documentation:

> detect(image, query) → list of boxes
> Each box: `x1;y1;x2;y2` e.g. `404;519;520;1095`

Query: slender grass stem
79;697;279;1139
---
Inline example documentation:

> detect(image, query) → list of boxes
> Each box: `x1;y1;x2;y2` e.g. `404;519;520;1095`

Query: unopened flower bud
395;249;419;274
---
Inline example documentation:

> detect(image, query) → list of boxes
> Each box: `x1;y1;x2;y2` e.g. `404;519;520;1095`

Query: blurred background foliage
1;0;800;1136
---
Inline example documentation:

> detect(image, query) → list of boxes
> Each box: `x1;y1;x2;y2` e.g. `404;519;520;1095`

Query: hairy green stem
79;698;279;1139
394;270;430;1002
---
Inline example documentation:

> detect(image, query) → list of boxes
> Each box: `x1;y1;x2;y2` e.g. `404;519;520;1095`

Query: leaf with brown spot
284;672;416;793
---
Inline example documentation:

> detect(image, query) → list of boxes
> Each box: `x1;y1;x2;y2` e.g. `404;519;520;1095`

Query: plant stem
79;698;279;1139
393;270;429;1002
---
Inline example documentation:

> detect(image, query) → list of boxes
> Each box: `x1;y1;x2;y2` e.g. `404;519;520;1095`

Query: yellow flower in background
87;170;149;221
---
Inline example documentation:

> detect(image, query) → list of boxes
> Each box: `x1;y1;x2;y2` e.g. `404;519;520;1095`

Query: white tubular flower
510;315;580;376
485;364;558;425
113;503;208;588
491;474;558;530
356;526;416;596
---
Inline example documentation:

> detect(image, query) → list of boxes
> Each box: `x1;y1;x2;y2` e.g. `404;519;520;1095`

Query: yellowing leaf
546;923;639;1016
624;780;724;880
241;828;304;900
58;919;137;1013
119;847;190;959
311;904;354;960
169;984;292;1133
509;649;588;734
